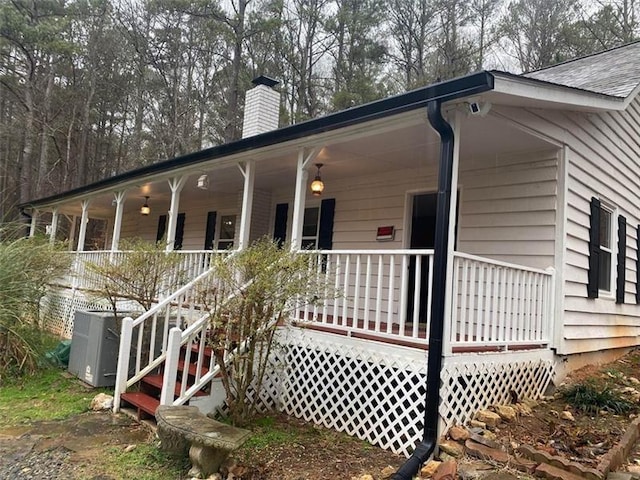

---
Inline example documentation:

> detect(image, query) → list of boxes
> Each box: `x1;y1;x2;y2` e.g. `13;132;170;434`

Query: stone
469;420;486;429
516;403;533;416
123;444;136;453
483;474;519;480
355;475;374;480
481;430;497;441
420;460;442;478
468;432;501;450
629;377;640;385
464;439;509;463
560;410;575;422
457;461;493;480
433;461;457;480
448;425;470;442
493;405;517;422
534;462;586;480
380;465;396;478
90;393;114;411
439;452;456;463
475;410;501;428
439;440;465;458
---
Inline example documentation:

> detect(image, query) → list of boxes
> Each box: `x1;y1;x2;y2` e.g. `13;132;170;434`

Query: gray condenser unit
68;311;121;387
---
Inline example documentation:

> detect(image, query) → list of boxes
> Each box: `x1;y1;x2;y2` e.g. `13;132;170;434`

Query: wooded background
1;0;638;219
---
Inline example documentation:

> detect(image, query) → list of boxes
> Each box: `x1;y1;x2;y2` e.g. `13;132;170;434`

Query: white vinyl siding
494;98;640;355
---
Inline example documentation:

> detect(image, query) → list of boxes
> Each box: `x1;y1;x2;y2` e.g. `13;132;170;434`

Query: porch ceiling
58;112;554;217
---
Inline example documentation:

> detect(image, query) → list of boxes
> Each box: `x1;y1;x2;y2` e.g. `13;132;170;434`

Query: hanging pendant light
140;196;151;216
310;163;324;196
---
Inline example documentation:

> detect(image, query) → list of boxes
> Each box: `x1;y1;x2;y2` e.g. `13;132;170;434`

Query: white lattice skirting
265;327;555;457
41;287;140;339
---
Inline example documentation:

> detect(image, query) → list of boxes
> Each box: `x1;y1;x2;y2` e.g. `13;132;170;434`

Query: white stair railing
113;267;222;411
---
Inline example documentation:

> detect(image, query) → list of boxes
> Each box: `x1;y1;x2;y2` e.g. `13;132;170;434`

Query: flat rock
380;465;396;478
475;410;501;428
493;405;517;422
439;440;465;458
468;432;500;450
420;460;441;478
433;461;457;480
465;439;509;463
449;425;470;442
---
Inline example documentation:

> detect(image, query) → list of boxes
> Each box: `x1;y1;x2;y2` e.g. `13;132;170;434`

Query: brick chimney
242;75;280;138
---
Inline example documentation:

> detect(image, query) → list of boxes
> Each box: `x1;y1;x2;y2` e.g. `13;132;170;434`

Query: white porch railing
57;250;227;292
293;250;555;352
448;252;554;352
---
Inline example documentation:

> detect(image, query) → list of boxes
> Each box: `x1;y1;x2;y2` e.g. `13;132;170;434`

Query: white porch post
77;199;91;252
290;147;320;251
111;191;127;252
442;110;461;356
29;210;38;237
49;207;59;245
237;160;255;250
67;215;77;251
166;176;187;252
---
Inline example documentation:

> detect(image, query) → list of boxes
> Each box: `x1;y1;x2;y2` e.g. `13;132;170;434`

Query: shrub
86;238;187;314
0;226;71;379
560;382;636;415
205;238;327;427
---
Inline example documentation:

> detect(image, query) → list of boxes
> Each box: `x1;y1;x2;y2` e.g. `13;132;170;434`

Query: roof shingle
524;41;640;98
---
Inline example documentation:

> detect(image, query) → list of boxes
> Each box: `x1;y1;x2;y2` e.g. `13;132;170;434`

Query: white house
22;43;640;462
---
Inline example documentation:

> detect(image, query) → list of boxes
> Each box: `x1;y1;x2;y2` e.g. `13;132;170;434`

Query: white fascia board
491;73;628;112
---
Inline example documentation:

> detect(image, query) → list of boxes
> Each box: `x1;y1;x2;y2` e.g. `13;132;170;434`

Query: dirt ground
4;349;640;479
492;348;640;471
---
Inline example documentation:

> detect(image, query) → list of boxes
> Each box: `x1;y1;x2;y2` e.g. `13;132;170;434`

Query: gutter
391;100;458;479
22;72;495;210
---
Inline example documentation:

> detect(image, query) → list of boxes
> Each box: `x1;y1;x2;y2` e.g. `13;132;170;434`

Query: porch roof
22;53;640;210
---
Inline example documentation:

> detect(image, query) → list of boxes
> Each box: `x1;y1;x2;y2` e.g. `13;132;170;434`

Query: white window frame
301;204;321;249
598;201;616;296
216;213;237;250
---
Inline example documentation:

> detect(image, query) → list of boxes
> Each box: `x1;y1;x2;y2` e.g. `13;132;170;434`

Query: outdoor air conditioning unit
68;311;122;388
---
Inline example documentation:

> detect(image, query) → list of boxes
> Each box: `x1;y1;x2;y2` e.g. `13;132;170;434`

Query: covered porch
37;99;560;352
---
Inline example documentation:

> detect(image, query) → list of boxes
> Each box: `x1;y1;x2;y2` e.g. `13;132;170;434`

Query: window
588;197;615;298
599;206;612;292
301;207;320;249
217;215;236;250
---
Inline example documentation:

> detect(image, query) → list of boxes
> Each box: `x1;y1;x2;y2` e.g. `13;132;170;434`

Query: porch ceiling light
140;196;151;216
310;163;324;196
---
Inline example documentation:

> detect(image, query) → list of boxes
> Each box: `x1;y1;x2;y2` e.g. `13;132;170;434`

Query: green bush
560;382;636;415
0;225;71;380
87;237;186;313
206;238;328;427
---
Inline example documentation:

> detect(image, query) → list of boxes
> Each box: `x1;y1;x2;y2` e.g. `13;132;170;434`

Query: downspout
392;100;455;480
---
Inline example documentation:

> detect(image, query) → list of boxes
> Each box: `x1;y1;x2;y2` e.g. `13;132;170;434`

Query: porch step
120;392;160;420
178;359;209;377
141;374;208;398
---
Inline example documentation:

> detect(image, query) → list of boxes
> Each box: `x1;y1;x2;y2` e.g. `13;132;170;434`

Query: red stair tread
120;392;160;417
141;374;207;397
186;344;214;357
177;359;209;377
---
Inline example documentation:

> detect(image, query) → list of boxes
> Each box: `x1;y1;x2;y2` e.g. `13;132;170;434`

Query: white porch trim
111;191;127;252
49;207;59;245
290;147;321;251
166;176;187;251
237;160;255;250
77;200;91;252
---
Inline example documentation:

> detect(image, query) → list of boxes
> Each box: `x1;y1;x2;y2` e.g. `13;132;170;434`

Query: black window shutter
318;198;335;250
636;226;640;304
204;211;217;250
273;203;288;248
587;197;601;298
156;215;167;243
616;215;627;304
174;213;186;250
